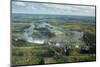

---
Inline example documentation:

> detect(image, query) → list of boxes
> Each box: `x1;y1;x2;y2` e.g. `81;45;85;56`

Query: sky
12;1;95;16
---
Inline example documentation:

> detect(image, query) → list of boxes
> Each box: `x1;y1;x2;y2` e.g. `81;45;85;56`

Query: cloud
40;3;95;15
12;1;95;16
13;1;26;6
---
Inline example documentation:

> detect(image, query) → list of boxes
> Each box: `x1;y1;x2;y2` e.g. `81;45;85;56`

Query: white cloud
12;1;95;16
13;2;26;6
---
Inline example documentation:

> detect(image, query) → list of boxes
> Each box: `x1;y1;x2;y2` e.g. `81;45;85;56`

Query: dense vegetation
12;14;96;65
12;43;96;65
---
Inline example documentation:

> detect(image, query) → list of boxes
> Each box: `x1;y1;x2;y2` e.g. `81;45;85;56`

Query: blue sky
12;1;95;16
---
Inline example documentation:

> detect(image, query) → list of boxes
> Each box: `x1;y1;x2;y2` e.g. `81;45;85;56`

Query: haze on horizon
12;1;95;16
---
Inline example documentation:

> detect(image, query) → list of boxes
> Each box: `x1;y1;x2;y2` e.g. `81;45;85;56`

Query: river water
18;22;84;46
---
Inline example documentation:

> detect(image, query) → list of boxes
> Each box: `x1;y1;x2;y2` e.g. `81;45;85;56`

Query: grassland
12;17;96;66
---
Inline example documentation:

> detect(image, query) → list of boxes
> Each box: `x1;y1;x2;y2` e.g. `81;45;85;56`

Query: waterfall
20;22;53;44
